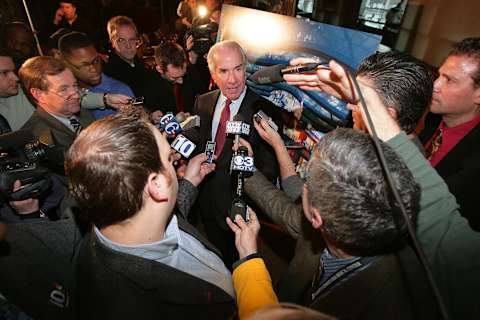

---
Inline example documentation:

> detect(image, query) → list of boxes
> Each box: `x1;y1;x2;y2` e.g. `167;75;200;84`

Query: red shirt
427;115;480;167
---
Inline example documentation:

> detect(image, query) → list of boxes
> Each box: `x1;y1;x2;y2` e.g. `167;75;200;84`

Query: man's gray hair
207;40;247;74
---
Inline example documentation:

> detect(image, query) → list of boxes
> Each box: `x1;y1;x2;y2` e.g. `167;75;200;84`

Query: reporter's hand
183;153;216;187
186;35;194;51
226;208;260;259
283;58;357;103
9;180;39;215
355;78;401;141
105;94;131;110
253;119;284;149
53;8;63;24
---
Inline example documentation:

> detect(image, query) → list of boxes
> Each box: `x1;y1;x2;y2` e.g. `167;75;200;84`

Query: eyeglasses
65;56;102;72
115;37;142;48
46;84;81;100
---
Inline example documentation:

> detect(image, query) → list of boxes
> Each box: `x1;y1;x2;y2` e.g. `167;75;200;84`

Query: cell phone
205;141;216;163
253;110;279;132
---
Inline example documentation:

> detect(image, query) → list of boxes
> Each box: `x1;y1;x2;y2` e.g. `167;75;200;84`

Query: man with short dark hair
103;15;153;97
66;113;235;319
143;42;198;120
356;51;433;135
420;37;480;230
59;31;134;119
51;1;93;39
0;48;33;131
2;21;36;69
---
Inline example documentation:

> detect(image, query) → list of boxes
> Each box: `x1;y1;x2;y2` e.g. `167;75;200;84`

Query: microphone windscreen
250;64;286;84
182;126;201;146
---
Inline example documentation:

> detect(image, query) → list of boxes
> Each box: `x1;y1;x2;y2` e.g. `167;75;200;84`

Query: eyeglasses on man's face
46;84;81;100
65;56;102;72
115;37;142;48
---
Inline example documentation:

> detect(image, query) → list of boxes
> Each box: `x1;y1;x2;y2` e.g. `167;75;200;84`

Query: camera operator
0;180;42;223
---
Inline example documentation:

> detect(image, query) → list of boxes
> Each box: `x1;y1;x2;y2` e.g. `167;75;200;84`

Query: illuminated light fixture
231;13;284;49
198;5;208;18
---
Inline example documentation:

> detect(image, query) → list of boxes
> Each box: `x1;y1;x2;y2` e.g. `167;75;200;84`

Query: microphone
250;62;322;84
157;113;182;138
229;145;255;222
226;114;251;148
169;115;201;159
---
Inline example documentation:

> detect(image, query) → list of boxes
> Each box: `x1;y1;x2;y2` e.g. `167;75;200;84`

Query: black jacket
74;215;235;320
192;88;283;229
419;112;480;231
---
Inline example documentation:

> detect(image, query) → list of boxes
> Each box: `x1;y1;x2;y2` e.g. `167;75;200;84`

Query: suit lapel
435;124;480;177
36;107;75;140
199;90;220;142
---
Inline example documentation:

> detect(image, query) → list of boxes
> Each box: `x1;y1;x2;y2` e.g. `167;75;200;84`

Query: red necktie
214;99;232;157
173;82;185;113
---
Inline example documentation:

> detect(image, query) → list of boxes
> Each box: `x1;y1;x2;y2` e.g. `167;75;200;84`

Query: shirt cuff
232;252;261;270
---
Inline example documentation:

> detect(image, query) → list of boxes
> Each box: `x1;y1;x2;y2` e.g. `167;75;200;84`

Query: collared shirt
47;111;78;133
427;115;480;167
211;88;247;140
309;248;376;302
94;214;235;298
89;73;134;119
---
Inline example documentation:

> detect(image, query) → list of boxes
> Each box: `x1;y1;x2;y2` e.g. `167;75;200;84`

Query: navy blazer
192;88;283;228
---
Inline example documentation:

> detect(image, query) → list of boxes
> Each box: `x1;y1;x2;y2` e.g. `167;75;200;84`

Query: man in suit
19;56;95;175
103;15;153;97
192;40;283;267
65;113;235;319
419;37;480;230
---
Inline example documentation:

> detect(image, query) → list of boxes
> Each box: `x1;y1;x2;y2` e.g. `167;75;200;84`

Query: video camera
0;130;58;201
187;20;218;56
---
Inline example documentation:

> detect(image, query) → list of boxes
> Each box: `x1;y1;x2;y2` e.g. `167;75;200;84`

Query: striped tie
69;117;82;136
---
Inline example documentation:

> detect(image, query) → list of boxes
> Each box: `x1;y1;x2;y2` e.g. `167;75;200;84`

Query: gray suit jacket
21;107;95;174
244;172;440;319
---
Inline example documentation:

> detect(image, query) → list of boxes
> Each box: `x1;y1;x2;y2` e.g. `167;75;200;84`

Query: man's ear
310;206;323;229
30;88;43;104
146;172;169;203
386;106;398;120
155;65;164;75
472;86;480;106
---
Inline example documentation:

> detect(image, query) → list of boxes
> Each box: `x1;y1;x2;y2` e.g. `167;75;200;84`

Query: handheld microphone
226;114;251;148
229;146;255;222
157;113;182;137
169;115;201;159
250;62;323;84
171;134;196;158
